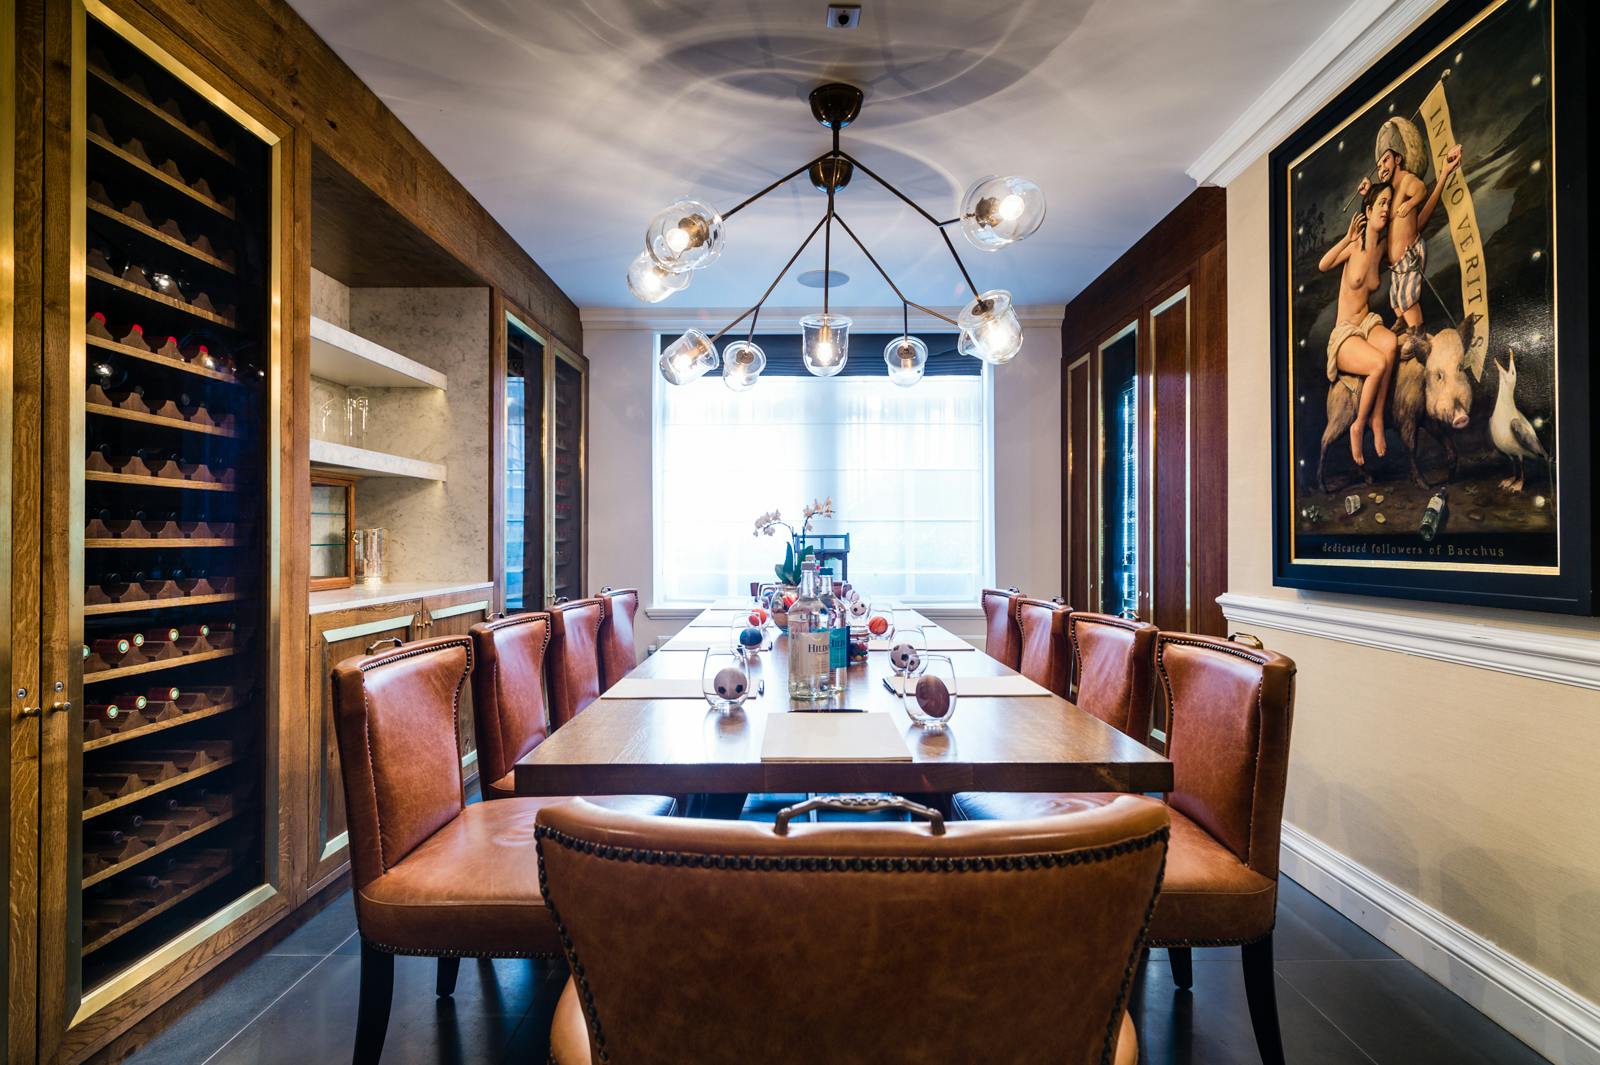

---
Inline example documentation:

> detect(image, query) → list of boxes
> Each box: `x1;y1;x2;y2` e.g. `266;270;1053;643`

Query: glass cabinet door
503;314;545;611
41;3;282;1046
549;350;585;602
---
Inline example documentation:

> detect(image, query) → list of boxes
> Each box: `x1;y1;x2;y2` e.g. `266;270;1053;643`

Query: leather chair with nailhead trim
1015;596;1073;697
330;635;569;1065
537;794;1168;1064
595;586;641;691
980;586;1024;669
1147;632;1296;1065
469;612;673;815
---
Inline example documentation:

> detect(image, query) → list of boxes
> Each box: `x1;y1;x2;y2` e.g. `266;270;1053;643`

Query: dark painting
1270;0;1593;613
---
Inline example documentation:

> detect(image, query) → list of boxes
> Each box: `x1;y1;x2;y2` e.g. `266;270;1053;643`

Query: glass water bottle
787;559;833;701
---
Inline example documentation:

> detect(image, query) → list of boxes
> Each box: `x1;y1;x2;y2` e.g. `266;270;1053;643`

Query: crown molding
1217;592;1600;691
580;304;1066;333
1187;0;1441;187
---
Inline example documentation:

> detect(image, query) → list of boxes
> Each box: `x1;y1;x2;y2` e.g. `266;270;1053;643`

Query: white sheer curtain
654;360;992;607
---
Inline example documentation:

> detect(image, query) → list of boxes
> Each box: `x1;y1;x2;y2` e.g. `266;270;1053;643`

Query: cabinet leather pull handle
366;636;404;653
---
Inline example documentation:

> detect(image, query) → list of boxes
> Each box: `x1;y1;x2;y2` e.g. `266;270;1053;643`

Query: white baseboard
1281;824;1600;1064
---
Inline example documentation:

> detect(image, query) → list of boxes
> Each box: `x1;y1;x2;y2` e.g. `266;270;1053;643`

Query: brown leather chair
538;794;1168;1064
1069;611;1157;742
980;586;1024;669
470;612;673;814
1148;632;1296;1065
330;636;566;1065
1016;596;1071;696
595;586;640;691
951;610;1156;823
547;597;605;727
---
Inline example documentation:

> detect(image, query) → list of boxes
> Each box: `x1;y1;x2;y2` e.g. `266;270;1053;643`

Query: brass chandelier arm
720;152;837;220
708;211;832;343
836;150;982;301
832;213;959;327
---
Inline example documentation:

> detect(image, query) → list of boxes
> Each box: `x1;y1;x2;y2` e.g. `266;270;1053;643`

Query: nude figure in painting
1318;182;1399;468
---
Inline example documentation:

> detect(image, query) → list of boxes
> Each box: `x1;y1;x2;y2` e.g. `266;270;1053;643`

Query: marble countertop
309;580;494;615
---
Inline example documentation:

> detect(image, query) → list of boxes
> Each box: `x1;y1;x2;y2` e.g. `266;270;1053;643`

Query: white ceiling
289;0;1344;311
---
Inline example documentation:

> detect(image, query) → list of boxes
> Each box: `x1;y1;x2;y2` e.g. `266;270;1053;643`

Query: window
653;333;992;608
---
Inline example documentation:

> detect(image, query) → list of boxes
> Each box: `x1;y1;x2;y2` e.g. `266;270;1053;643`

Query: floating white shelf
309;316;448;390
310;439;446;482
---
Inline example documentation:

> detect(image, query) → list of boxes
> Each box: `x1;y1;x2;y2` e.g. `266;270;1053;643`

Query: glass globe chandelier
637;83;1045;390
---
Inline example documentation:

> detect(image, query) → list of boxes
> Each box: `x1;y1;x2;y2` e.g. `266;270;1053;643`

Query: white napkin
658;632;727;651
599;677;706;700
890;674;1051;697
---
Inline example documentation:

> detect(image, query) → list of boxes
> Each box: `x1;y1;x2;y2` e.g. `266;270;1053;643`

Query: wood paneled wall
1060;187;1228;637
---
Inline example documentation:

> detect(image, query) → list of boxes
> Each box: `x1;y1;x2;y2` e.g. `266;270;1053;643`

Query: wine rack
550;352;584;601
77;16;271;989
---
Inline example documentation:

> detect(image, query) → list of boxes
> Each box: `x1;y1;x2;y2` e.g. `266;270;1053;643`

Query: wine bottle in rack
84;700;126;723
90;636;134;663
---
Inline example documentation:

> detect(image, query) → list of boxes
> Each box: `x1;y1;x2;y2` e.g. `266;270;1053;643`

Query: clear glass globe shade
659;329;720;385
646;198;725;273
882;334;928;386
721;339;766;392
959;175;1046;250
627;251;690;303
958;290;1023;365
800;314;851;377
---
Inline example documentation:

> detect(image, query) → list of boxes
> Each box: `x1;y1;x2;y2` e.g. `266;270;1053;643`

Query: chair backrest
468;613;553;795
1157;632;1296;879
1015;597;1071;696
595;587;640;691
981;587;1023;669
1069;612;1158;743
536;795;1168;1064
547;598;605;728
330;636;469;893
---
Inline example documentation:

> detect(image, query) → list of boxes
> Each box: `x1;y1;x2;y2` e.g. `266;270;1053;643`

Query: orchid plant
753;498;836;585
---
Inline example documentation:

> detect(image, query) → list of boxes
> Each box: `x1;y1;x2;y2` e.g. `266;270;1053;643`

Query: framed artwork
1269;0;1593;613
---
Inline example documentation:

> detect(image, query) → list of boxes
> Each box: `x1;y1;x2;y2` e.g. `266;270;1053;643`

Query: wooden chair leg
1242;935;1285;1065
1167;946;1193;990
436;956;461;997
354;942;395;1065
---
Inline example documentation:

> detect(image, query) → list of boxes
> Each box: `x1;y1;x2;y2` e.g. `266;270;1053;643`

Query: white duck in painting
1489;347;1548;493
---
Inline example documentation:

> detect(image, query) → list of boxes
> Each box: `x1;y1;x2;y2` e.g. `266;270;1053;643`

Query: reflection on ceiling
288;0;1344;308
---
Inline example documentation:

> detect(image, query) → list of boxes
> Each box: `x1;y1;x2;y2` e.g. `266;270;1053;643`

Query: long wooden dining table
514;605;1172;814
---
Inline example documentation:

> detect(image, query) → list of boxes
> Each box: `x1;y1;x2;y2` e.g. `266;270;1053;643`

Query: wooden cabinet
304;583;491;893
499;307;587;611
13;3;303;1060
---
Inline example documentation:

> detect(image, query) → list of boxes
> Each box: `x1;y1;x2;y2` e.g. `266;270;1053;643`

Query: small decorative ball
738;626;764;648
867;615;890;636
848;599;869;618
712;666;749;700
915;675;952;718
848;636;870;661
748;608;768;626
782;593;797;609
889;643;921;672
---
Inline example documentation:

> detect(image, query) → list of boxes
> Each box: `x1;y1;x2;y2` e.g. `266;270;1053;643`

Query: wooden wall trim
1061;187;1225;357
129;0;582;354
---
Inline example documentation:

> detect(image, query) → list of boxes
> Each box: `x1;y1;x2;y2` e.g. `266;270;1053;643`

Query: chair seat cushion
357;797;565;957
484;770;675;817
548;976;1138;1065
1146;807;1277;946
950;791;1121;821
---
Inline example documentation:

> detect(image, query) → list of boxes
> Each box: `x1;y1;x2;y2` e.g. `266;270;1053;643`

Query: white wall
584;305;1064;651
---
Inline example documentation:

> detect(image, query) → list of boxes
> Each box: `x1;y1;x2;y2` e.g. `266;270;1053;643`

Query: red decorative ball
867;615;890;636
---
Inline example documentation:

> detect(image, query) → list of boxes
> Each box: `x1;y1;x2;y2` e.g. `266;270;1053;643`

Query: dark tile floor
121;874;1548;1065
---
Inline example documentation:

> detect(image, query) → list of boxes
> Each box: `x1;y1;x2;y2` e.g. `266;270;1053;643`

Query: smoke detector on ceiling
825;5;861;29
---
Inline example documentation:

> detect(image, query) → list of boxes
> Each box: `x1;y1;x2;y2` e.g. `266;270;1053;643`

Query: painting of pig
1267;0;1593;613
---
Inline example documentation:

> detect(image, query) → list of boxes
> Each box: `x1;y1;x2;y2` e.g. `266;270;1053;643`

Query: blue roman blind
742;332;979;377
